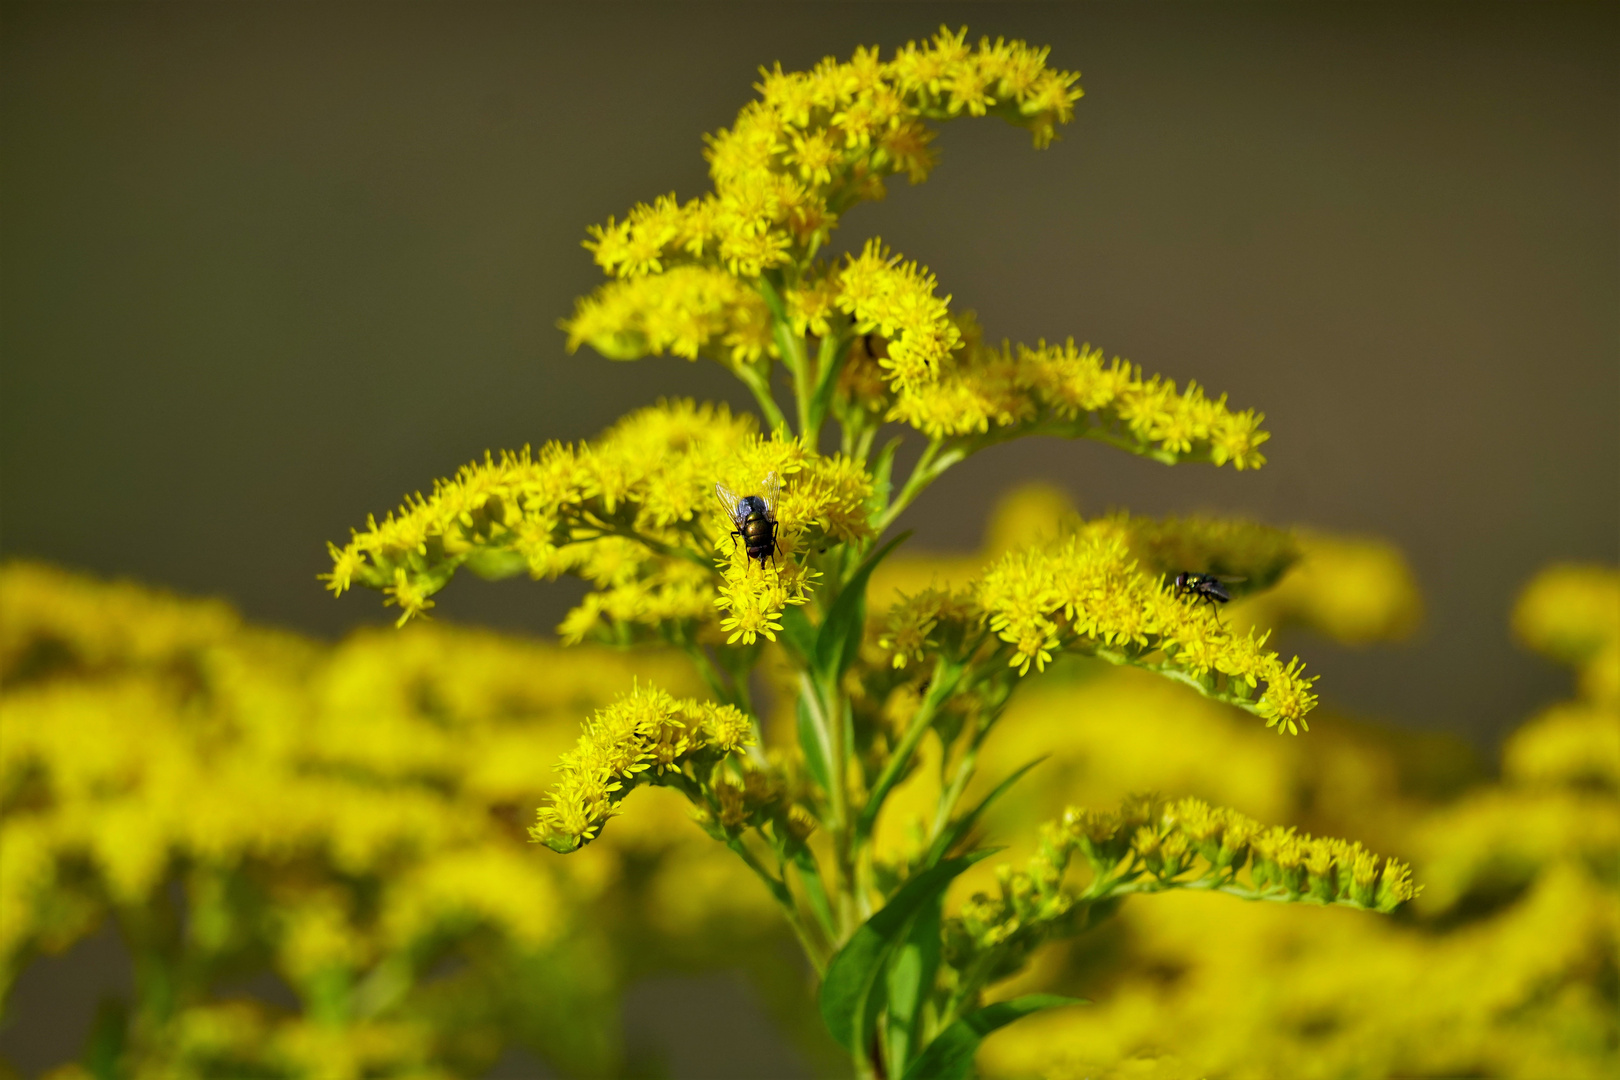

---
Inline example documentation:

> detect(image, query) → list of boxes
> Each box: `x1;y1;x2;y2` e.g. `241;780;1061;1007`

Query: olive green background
0;2;1615;1074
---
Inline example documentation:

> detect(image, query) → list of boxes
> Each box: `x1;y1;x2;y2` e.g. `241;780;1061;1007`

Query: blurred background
1;2;1615;1077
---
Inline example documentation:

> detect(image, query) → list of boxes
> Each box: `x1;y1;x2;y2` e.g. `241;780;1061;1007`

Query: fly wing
761;471;780;518
715;482;746;529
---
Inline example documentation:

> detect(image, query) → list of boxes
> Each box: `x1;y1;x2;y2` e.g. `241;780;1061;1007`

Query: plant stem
733;358;790;433
855;656;964;840
877;439;966;534
726;835;827;970
756;277;814;440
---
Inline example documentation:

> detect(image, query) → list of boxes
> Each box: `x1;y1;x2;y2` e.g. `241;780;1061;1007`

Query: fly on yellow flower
321;29;1424;1080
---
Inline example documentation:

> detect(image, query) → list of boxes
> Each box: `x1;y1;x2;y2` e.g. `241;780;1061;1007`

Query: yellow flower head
970;517;1316;731
532;684;756;852
326;400;872;643
563;30;1081;383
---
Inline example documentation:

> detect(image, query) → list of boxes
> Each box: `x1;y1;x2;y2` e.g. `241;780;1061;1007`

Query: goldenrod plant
325;30;1417;1078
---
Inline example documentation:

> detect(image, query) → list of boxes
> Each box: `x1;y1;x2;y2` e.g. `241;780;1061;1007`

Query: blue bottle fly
716;473;782;570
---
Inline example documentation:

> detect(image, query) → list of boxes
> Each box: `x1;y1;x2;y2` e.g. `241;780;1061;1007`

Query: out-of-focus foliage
0;561;798;1079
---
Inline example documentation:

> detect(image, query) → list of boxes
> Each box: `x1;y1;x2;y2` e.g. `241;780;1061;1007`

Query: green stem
785;841;839;944
733;358;790;433
876;440;966;534
807;330;853;439
823;676;858;935
855;656;965;840
930;743;983;846
574;518;711;572
683;642;735;706
727;835;826;970
757;277;813;440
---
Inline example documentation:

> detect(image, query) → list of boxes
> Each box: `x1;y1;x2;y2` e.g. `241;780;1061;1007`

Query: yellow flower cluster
875;516;1316;731
325;400;872;638
833;240;963;391
578;30;1079;281
947;795;1416;988
0;561;750;1077
1502;701;1620;790
533;684;755;853
1513;562;1620;706
562;264;775;367
714;551;817;645
1414;563;1620;914
979;528;1316;729
885;333;1270;467
561;31;1081;388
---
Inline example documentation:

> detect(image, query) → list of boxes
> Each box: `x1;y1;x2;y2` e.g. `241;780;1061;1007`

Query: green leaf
869;436;903;517
797;692;832;793
819;851;992;1052
884;899;942;1075
899;995;1085;1080
923;757;1048;869
808;333;853;435
777;604;818;668
814;530;912;684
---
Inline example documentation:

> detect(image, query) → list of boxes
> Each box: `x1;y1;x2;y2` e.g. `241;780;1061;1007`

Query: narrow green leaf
778;604;818;667
924;757;1048;869
899;995;1085;1080
788;844;836;939
814;530;912;683
818;851;993;1051
797;692;831;793
868;436;902;517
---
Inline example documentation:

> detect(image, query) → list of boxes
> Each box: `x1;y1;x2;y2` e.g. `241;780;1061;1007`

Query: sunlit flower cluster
870;516;1315;731
562;264;775;367
560;28;1088;417
577;30;1079;283
948;795;1416;983
980;527;1317;729
532;684;755;853
325;400;872;639
884;335;1270;470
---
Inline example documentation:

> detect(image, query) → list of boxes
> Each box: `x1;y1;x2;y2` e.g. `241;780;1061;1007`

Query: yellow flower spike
562;265;774;364
966;519;1318;731
877;334;1274;463
951;797;1415;965
532;684;756;853
329;401;872;643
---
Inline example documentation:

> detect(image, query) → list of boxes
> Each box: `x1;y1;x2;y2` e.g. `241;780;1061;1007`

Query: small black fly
716;472;783;571
1172;572;1246;624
